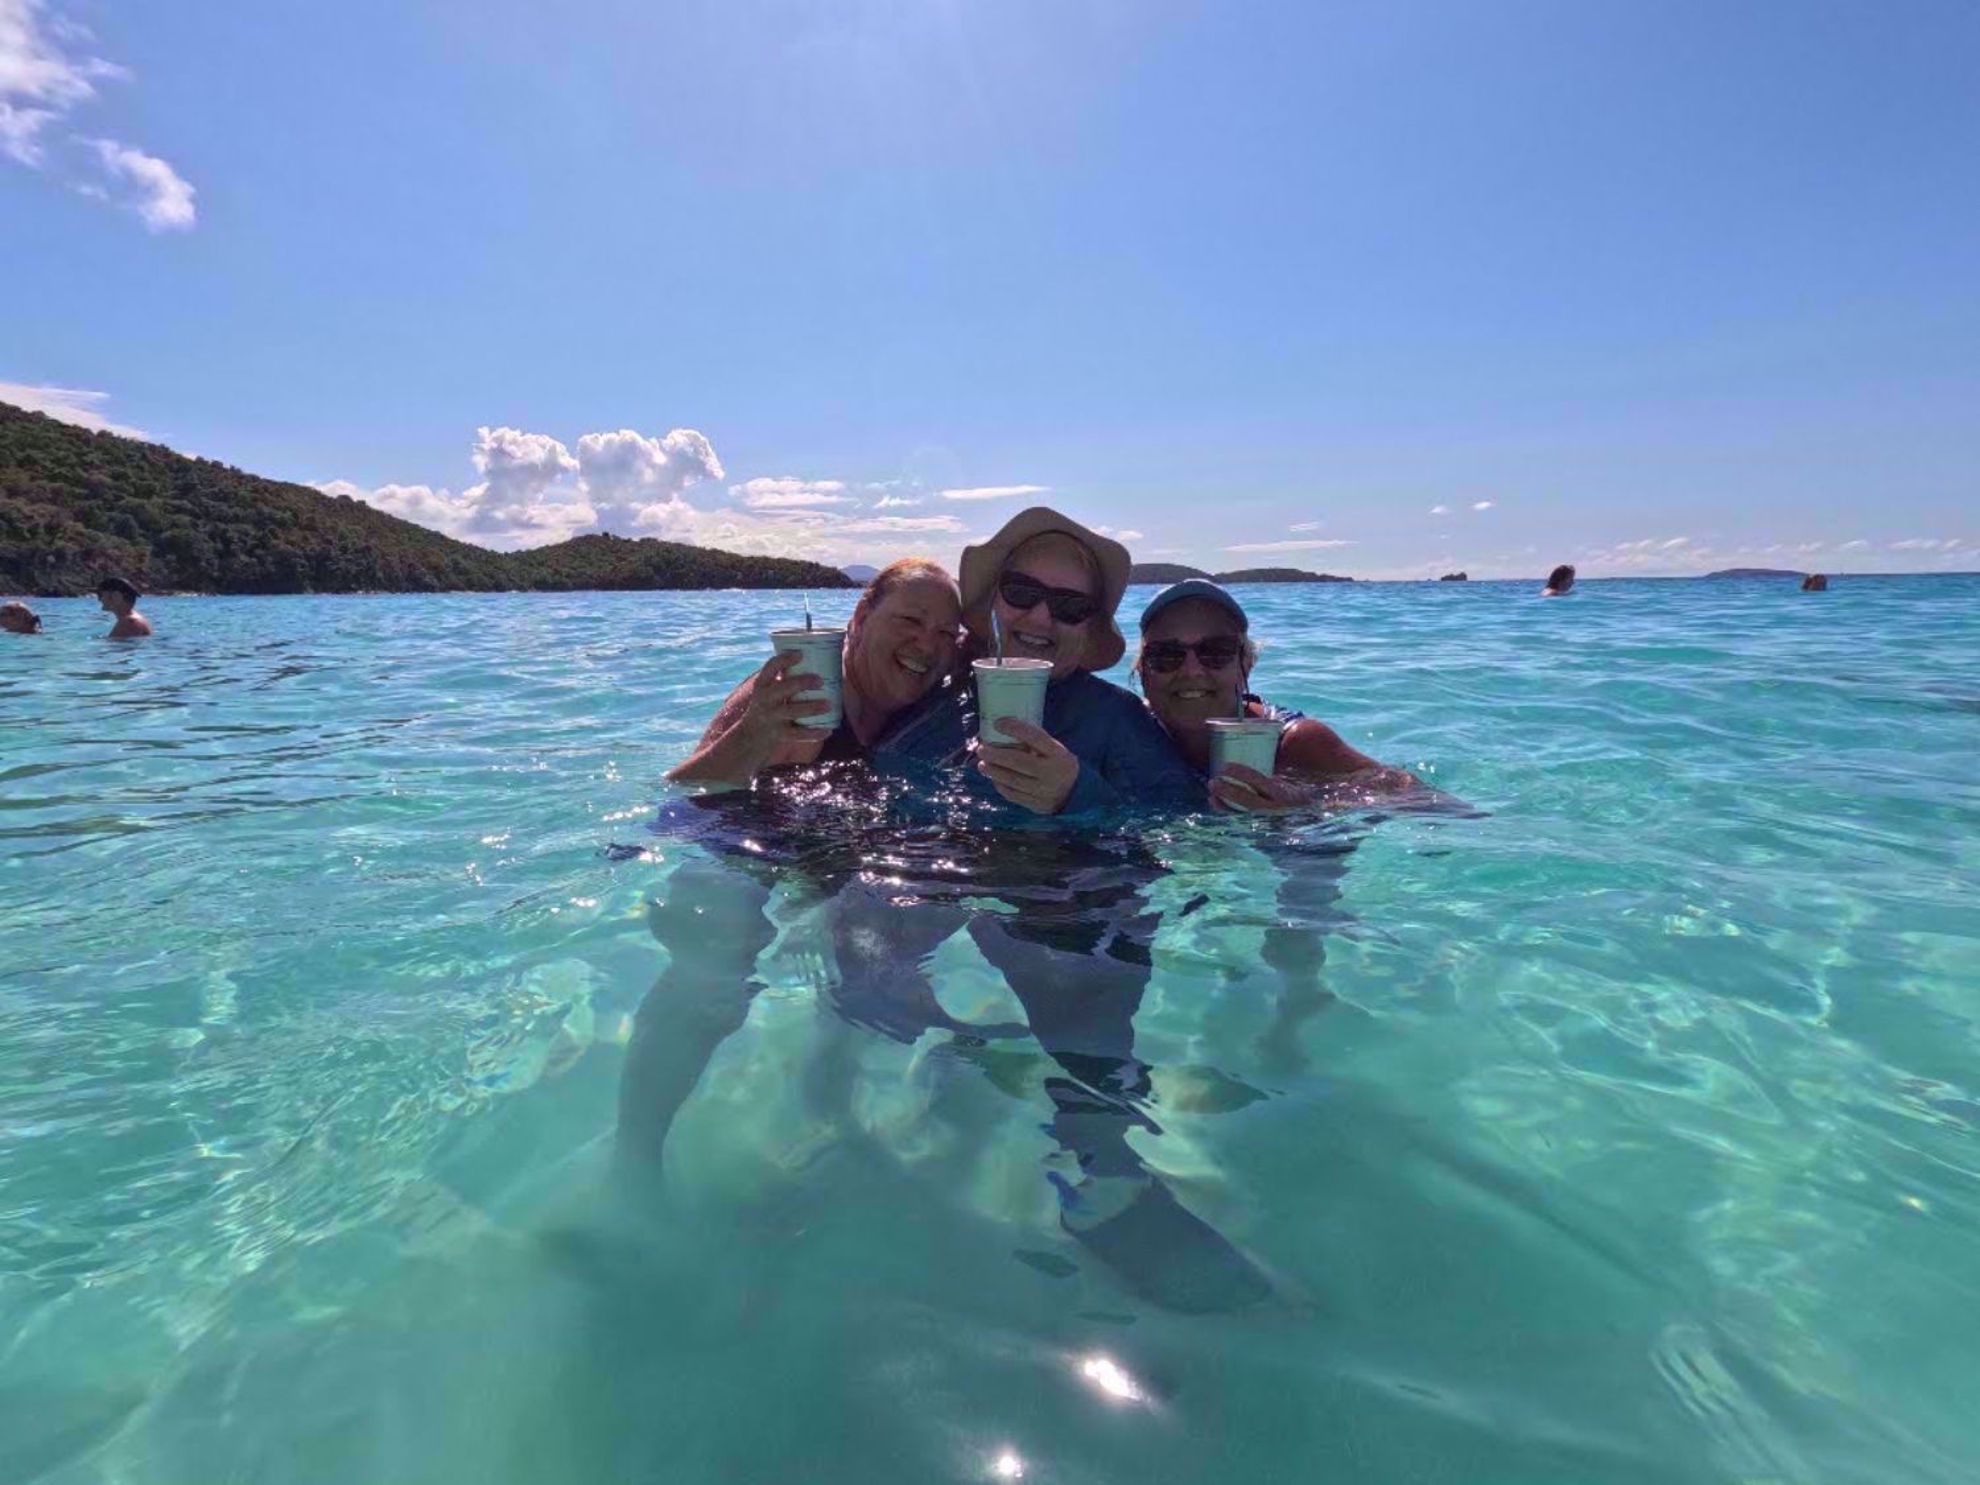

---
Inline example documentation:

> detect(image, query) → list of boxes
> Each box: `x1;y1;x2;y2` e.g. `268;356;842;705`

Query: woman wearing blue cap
1135;578;1415;809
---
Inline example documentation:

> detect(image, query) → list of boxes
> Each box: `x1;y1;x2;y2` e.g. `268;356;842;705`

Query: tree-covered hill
0;402;853;594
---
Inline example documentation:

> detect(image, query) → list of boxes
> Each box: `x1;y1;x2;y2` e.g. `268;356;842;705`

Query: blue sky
5;0;1976;577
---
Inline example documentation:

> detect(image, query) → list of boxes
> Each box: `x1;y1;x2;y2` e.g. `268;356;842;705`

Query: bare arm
667;652;829;787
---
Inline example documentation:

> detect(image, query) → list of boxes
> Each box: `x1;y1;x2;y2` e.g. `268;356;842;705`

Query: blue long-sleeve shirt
873;669;1205;817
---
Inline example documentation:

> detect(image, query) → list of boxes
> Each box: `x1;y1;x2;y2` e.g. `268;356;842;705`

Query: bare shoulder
111;614;153;639
1279;717;1381;778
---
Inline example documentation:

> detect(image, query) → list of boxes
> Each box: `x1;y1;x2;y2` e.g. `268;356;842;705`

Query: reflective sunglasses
1141;636;1243;673
997;572;1100;626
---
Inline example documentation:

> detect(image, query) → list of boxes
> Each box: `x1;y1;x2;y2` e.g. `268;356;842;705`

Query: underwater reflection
620;764;1367;1314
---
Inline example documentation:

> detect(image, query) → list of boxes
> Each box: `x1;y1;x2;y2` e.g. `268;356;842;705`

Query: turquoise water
3;578;1977;1484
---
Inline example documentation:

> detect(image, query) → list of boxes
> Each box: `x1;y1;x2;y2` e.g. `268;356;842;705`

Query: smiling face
989;534;1098;682
1139;598;1248;737
844;575;962;717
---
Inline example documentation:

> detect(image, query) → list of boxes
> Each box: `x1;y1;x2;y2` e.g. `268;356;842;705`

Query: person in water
1135;578;1416;813
668;558;964;786
876;507;1203;813
823;514;1267;1312
1;601;42;634
96;576;152;638
1802;573;1828;592
1542;563;1576;597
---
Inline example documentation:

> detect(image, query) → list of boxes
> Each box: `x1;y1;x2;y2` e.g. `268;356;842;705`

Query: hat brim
959;507;1130;672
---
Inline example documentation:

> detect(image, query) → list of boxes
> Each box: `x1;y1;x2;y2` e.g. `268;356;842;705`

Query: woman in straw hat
870;507;1201;813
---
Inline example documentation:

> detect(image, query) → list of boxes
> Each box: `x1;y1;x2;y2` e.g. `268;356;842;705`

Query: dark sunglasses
998;572;1100;626
1141;636;1243;673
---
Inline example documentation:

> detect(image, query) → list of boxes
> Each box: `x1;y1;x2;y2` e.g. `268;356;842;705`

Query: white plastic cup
972;658;1052;743
1206;717;1281;778
770;627;845;730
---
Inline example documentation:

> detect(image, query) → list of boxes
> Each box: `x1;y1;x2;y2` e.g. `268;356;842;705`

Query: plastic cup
972;658;1052;743
1206;717;1281;778
769;627;845;730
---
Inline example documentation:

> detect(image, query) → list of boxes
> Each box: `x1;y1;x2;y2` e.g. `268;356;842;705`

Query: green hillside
0;402;853;595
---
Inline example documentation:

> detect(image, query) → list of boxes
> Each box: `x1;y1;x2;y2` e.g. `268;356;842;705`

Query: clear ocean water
3;577;1976;1485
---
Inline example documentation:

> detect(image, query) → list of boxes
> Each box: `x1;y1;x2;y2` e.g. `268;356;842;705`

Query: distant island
1127;562;1353;585
1439;571;1468;582
0;401;855;595
841;564;880;583
1703;567;1806;579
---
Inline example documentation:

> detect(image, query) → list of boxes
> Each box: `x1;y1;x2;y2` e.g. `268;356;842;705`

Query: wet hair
96;575;141;602
1546;564;1576;589
850;558;959;631
1;601;41;633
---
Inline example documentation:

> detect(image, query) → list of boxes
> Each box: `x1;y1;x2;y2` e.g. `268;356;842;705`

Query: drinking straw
804;594;813;632
994;609;1004;663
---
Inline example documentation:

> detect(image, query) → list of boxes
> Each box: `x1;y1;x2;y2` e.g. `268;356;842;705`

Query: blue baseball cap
1138;578;1248;633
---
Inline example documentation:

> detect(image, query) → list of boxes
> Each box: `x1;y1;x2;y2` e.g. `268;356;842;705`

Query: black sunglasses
1141;636;1243;673
998;572;1100;626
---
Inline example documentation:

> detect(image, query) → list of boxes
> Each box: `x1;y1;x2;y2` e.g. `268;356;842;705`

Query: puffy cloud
1224;538;1354;554
1661;536;1689;548
1429;504;1450;515
82;136;194;231
1472;500;1495;512
1837;539;1868;551
1288;520;1322;533
872;494;922;509
575;427;723;532
939;484;1050;502
1093;524;1145;543
0;380;145;436
465;425;582;535
2;3;192;229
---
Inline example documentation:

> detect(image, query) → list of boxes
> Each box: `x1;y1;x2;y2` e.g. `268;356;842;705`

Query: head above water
1135;585;1259;737
844;558;963;717
1;601;42;634
959;507;1131;680
95;575;141;613
1544;564;1576;594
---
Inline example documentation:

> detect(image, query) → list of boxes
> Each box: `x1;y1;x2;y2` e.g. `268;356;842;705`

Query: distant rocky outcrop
841;564;880;583
1438;571;1468;582
1128;562;1212;585
1214;567;1353;584
1704;567;1804;579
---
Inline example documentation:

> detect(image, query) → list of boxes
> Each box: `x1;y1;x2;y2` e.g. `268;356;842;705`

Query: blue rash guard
875;669;1205;817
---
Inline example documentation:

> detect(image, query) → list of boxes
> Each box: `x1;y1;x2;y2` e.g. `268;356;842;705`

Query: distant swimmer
1;601;42;634
95;576;153;639
1542;563;1576;597
1802;573;1829;592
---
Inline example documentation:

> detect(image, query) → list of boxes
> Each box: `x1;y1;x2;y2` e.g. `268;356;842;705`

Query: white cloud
1889;537;1948;551
2;4;192;228
574;427;722;534
939;484;1050;502
1661;536;1689;548
0;0;120;166
728;475;853;511
0;380;145;436
1429;504;1450;515
872;494;922;509
1093;524;1145;543
1837;539;1868;551
1288;520;1322;533
82;136;194;230
1472;500;1495;512
1224;538;1354;554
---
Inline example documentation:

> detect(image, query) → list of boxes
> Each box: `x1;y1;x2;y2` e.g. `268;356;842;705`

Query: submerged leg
969;887;1271;1314
1256;839;1357;1074
617;856;779;1173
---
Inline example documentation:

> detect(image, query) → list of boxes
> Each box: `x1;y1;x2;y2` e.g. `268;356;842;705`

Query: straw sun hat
958;506;1131;672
